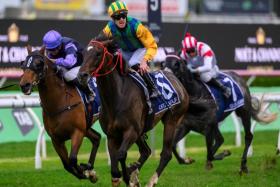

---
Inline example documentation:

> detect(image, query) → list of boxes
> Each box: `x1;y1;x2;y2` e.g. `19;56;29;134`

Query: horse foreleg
69;130;86;179
128;134;151;174
108;138;122;187
172;124;193;164
81;128;101;183
118;128;138;185
205;123;215;170
239;115;253;174
212;128;229;160
51;140;73;175
147;123;175;187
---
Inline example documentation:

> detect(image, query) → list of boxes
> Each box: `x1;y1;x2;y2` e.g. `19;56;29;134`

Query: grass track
0;130;280;187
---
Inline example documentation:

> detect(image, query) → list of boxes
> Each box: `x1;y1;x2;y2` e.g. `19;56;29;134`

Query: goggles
112;12;127;20
186;48;196;54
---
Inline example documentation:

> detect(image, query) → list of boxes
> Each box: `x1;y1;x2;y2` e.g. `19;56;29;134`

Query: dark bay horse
162;53;277;174
19;46;101;182
78;39;189;187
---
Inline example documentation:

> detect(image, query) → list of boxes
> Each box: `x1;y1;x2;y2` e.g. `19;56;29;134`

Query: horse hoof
184;157;195;165
223;150;231;157
84;169;98;183
146;173;158;187
239;167;249;175
112;178;122;187
205;161;213;170
129;169;140;187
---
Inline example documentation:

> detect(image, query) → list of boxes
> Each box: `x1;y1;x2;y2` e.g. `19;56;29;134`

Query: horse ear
39;45;45;55
26;45;32;54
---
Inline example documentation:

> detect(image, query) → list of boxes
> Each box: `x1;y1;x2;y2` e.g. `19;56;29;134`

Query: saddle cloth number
154;73;174;100
222;77;237;102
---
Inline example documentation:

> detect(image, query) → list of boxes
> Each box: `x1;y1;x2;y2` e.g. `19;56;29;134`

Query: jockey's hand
187;64;199;73
139;59;150;75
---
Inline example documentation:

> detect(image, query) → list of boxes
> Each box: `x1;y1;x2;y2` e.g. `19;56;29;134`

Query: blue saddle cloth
203;72;244;121
129;70;181;114
77;77;101;123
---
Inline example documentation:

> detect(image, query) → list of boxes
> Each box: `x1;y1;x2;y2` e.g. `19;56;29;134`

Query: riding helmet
43;30;62;50
182;33;197;51
108;1;128;17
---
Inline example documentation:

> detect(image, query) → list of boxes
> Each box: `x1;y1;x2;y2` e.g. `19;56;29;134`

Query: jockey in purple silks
43;30;95;100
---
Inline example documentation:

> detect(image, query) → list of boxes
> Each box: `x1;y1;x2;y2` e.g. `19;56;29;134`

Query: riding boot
142;73;159;98
208;78;231;98
71;78;95;102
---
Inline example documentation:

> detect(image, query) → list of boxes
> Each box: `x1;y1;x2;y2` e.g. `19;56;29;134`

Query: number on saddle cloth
203;72;245;121
129;71;181;115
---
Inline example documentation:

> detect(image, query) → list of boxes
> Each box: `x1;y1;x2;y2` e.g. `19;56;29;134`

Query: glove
187;64;199;73
55;58;64;66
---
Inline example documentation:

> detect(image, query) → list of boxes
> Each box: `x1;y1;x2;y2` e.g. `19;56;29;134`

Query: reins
89;40;125;77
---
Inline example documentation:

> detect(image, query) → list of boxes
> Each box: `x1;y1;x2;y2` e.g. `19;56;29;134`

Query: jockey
43;30;95;101
102;1;158;98
180;33;231;98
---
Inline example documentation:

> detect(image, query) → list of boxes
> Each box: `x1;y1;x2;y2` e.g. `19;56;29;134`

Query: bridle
87;40;125;77
21;52;48;85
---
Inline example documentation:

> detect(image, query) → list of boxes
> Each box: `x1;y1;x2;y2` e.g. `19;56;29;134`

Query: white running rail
0;94;46;169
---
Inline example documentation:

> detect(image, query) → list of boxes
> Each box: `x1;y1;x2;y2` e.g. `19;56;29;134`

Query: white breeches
61;66;81;81
121;48;146;67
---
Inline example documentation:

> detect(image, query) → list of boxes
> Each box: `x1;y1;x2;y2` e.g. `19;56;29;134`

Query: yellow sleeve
102;24;113;37
136;24;158;62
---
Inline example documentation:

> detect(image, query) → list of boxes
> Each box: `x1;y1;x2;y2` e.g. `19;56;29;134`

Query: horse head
78;36;126;87
20;45;47;95
162;52;194;82
162;52;202;96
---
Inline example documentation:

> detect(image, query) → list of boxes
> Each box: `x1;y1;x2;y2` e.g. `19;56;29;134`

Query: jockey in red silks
180;33;231;98
43;30;95;100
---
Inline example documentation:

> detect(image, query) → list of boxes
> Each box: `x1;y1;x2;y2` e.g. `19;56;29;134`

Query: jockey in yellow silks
102;1;158;98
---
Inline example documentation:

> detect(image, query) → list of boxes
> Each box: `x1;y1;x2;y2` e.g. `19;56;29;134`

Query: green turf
0;130;279;187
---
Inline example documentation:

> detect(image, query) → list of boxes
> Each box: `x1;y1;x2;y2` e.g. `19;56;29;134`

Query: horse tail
251;94;277;124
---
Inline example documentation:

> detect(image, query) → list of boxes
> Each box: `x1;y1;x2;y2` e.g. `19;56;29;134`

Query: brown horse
77;38;189;187
19;46;100;182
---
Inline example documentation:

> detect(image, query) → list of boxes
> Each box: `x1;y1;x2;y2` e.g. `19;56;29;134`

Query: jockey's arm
197;56;212;73
196;44;214;73
103;25;113;38
55;44;77;68
136;24;158;62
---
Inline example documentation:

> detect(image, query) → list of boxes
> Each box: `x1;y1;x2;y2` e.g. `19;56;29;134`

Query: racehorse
77;38;189;187
19;46;101;182
162;52;277;174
